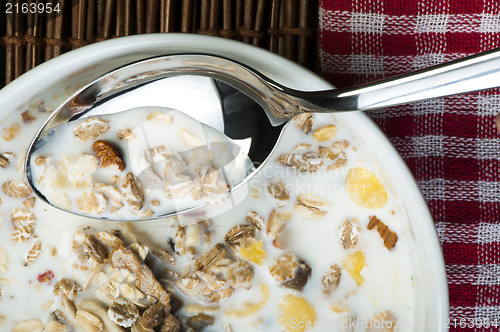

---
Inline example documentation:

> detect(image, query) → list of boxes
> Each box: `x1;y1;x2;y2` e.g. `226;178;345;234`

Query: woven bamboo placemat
0;0;318;88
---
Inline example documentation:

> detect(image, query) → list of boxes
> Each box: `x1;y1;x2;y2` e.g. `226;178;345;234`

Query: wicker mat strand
0;0;318;88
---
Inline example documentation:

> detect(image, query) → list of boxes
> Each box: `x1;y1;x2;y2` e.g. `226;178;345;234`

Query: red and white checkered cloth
319;0;500;331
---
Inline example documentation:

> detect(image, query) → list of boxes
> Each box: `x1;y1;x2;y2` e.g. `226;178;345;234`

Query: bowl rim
0;33;449;330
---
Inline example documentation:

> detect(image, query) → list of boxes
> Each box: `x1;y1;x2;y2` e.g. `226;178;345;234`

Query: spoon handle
297;48;500;111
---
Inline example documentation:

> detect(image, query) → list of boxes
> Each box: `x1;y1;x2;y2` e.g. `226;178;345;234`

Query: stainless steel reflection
25;49;500;221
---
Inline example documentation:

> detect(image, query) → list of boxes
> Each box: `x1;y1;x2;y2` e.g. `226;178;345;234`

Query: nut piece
338;218;361;250
73;118;110;142
140;302;164;329
108;300;140;328
312;124;337;142
367;216;398;250
267;181;290;207
92;140;126;171
2;180;31;198
293;113;314;134
322;264;342;296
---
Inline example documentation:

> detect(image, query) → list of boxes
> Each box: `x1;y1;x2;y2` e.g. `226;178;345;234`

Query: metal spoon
25;49;500;222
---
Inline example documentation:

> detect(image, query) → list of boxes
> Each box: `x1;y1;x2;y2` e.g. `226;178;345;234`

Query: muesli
0;98;415;331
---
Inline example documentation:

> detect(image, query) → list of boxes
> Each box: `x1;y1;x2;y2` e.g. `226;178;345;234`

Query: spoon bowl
25;49;500;222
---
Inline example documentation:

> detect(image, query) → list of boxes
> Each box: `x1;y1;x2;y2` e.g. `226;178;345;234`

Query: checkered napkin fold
319;0;500;331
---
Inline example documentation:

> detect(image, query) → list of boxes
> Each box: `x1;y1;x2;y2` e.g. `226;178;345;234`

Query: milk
0;84;415;331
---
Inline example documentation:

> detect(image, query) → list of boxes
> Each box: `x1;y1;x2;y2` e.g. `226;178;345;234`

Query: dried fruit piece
293;113;314;134
279;294;317;332
245;211;264;230
346;167;388;209
277;151;323;172
238;238;265;266
108;299;140;328
92;140;126;171
2;180;31;198
73;118;110;142
227;259;255;290
322;264;342;296
343;250;366;286
77;192;108;215
38;270;55;283
312;124;337;142
268;181;290;207
367;216;398;250
338;218;361;250
2;123;20;141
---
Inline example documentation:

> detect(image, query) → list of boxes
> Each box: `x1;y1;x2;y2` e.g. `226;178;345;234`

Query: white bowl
0;34;448;330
